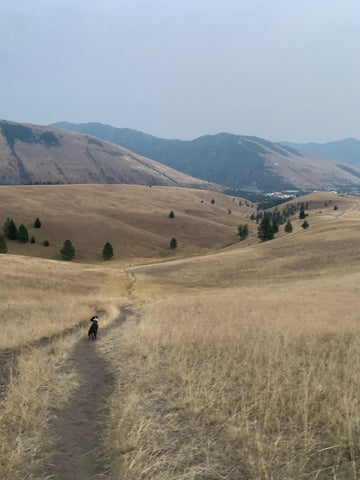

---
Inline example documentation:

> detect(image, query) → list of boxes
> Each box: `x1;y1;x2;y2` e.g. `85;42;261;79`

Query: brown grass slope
0;184;254;261
0;119;217;189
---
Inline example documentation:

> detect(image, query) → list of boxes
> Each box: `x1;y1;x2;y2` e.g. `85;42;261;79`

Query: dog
88;317;99;341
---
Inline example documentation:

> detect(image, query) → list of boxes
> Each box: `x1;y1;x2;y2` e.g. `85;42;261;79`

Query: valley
1;186;360;479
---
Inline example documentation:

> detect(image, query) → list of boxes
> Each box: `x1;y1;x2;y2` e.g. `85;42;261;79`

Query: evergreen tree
17;224;29;243
258;217;274;242
7;220;18;240
237;224;249;241
102;242;114;260
299;210;306;219
168;210;175;218
210;199;215;204
170;238;177;249
302;221;309;229
0;234;7;253
285;220;293;233
30;236;35;244
34;218;42;228
3;218;11;238
43;240;50;246
272;221;279;234
60;240;75;260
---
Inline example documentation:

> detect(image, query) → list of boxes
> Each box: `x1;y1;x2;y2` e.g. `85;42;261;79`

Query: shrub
43;240;50;247
170;238;177;249
210;199;215;204
168;210;175;219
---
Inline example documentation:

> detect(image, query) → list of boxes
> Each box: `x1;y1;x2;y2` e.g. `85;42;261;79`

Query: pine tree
60;240;75;260
168;210;175;218
0;234;7;253
4;219;18;240
285;220;293;233
237;224;249;241
302;221;309;229
43;240;50;246
170;238;177;249
34;218;42;228
30;236;35;244
258;217;274;242
299;210;306;219
17;224;29;243
102;242;114;260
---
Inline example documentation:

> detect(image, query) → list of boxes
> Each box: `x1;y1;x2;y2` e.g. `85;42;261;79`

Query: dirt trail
46;306;132;480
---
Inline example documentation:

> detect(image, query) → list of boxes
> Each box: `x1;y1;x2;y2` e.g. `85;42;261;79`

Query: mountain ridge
53;121;360;192
0;119;217;189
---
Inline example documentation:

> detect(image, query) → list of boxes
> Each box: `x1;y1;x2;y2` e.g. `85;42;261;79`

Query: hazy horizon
2;1;360;143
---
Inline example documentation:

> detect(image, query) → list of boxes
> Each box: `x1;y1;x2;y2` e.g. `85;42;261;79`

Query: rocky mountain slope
0;120;216;189
53;122;360;191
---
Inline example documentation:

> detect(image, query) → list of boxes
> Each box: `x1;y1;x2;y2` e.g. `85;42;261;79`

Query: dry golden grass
96;193;360;479
0;254;127;350
0;184;254;261
0;337;79;480
2;190;360;479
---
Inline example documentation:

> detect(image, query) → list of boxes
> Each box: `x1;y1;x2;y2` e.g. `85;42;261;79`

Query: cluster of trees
1;216;114;261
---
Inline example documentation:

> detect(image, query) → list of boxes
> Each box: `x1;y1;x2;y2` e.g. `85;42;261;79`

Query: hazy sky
1;0;360;142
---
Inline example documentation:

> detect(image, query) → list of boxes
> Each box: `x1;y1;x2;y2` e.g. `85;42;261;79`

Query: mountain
280;138;360;167
53;122;360;192
0;120;216;189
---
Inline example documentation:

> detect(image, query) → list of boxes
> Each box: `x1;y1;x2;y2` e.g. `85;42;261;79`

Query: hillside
281;138;360;167
0;184;255;261
2;190;360;479
53;121;360;191
0;120;216;189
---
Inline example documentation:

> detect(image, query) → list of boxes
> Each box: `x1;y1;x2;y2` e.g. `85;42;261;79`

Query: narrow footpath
46;306;132;480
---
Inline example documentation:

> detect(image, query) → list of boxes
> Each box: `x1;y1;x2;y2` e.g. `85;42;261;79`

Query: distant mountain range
53;122;360;191
0;120;215;189
280;138;360;167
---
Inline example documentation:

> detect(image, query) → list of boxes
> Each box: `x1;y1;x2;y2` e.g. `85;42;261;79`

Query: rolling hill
0;184;255;261
53;121;360;191
0;120;216;189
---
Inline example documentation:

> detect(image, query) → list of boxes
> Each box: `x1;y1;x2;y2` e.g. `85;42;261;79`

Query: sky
1;0;360;143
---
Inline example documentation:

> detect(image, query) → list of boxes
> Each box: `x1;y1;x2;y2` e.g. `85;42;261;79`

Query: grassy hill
0;120;216;189
2;188;360;478
53;121;360;191
0;184;255;261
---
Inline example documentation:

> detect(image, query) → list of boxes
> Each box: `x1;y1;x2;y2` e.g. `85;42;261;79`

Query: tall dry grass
0;338;79;480
0;254;128;350
99;271;360;479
